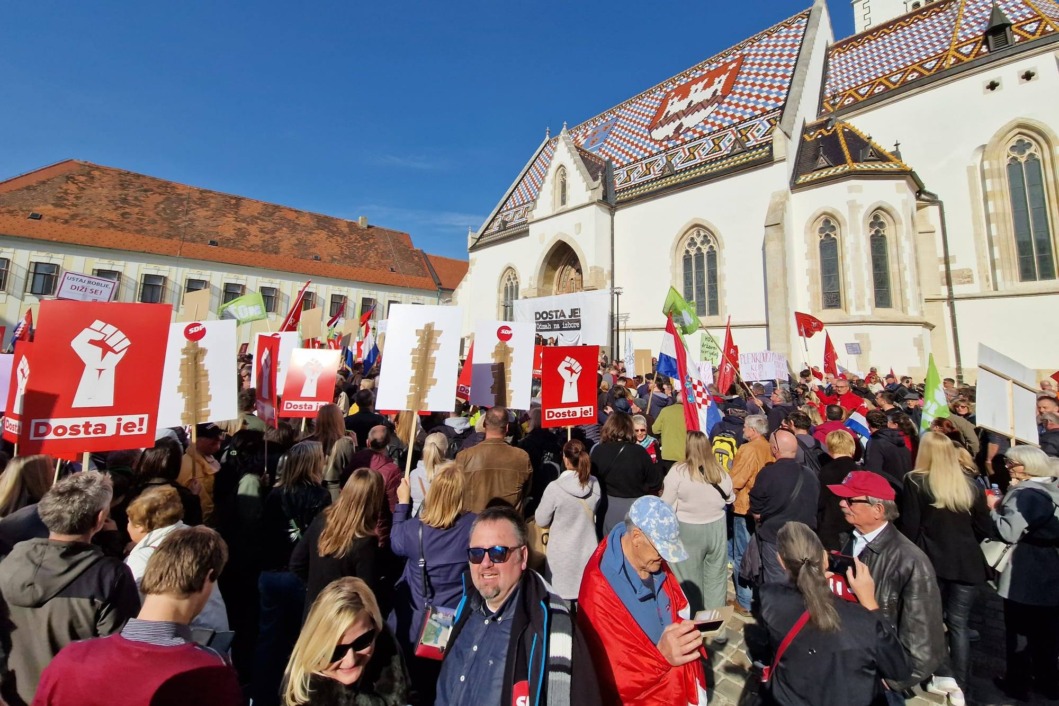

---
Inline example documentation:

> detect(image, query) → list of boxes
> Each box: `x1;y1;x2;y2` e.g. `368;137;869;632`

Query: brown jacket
729;436;774;516
456;438;533;514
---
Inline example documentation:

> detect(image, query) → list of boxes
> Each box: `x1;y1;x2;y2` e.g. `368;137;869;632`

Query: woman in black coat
817;430;859;551
589;411;661;534
757;522;910;705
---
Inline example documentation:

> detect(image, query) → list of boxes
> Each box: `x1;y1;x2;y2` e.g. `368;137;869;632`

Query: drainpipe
916;188;963;383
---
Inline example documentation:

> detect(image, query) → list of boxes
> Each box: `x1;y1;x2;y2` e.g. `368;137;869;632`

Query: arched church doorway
540;241;583;295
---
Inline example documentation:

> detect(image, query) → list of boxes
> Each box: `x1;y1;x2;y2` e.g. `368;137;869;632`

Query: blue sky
0;1;854;260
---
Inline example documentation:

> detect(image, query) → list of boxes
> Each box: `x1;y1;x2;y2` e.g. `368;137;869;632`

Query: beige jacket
455;438;533;514
729;436;775;516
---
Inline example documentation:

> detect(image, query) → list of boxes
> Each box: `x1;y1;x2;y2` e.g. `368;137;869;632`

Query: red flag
811;366;824;381
794;311;825;338
279;281;311;333
888;367;896;380
359;303;376;330
456;344;474;402
1051;370;1059;385
326;300;346;329
716;317;740;395
823;333;839;377
665;316;700;432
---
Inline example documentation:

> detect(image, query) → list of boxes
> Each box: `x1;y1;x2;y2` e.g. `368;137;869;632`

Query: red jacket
577;537;708;705
817;390;867;414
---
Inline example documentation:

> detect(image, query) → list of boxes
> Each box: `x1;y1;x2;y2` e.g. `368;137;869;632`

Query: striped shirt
120;619;194;647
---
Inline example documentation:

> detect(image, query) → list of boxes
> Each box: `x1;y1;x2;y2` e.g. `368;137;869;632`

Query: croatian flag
845;410;871;440
660;316;716;433
657;319;681;381
363;330;380;371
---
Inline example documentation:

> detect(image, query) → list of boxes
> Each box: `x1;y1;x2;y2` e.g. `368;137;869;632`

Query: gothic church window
499;268;519;320
680;227;719;317
1006;137;1056;281
818;217;842;309
869;212;893;308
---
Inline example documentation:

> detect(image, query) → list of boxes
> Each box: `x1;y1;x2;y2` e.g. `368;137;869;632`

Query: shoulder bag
413;524;456;660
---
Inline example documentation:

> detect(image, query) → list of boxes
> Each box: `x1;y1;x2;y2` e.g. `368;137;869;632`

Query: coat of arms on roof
583;117;619;153
649;55;745;141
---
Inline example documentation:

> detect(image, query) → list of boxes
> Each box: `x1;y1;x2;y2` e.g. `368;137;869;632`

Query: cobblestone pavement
704;574;1059;706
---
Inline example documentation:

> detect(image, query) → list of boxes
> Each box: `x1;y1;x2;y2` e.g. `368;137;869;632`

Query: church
452;0;1059;382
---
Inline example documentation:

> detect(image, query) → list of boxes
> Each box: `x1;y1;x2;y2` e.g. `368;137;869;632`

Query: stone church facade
453;0;1059;380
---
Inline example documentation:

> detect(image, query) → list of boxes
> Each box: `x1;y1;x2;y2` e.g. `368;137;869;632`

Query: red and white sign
456;343;474;402
540;345;599;428
18;301;171;454
255;334;281;428
0;354;12;414
280;348;341;417
56;271;118;303
157;320;238;428
649;55;743;141
2;345;34;442
470;320;534;410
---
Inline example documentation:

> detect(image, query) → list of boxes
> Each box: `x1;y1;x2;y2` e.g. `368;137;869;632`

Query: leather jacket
844;522;946;691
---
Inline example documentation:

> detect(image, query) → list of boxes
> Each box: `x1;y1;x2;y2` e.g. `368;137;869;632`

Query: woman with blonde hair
899;431;990;695
0;455;53;518
283;577;408;706
387;462;475;702
661;431;734;613
408;432;448;516
291;468;384;617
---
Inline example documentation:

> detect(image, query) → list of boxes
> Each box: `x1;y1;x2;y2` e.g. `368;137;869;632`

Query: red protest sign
2;343;34;444
532;345;544;379
20;301;171;454
456;343;474;402
255;335;280;428
280;349;341;418
541;345;599;428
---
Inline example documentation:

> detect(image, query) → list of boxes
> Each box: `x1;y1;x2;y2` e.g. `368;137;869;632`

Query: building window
261;286;278;313
386;300;401;317
222;282;245;304
0;258;10;292
1007;137;1056;281
329;294;346;318
360;297;376;321
27;262;59;296
818;217;842;309
185;278;208;292
93;269;122;301
500;268;519;320
868;212;893;308
140;274;167;303
679;227;720;317
556;166;568;207
302;291;317;311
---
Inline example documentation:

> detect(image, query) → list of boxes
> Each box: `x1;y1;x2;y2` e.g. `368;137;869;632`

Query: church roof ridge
792;118;914;187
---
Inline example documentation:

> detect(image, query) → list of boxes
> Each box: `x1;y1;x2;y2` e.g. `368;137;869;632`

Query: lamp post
613;287;623;362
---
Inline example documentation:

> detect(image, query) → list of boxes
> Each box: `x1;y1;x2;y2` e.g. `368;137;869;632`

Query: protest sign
0;354;11;413
20;301;171;454
469;320;534;409
532;345;544;379
513;290;611;346
2;345;33;443
218;292;268;324
540;345;599;428
456;343;474;402
700;331;721;366
738;350;789;381
178;288;213;323
280;348;341;417
376;305;462;412
976;344;1038;444
634;349;654;377
301;306;324;341
255;334;281;427
56;271;117;303
845;342;862;356
252;332;300;391
157;320;238;428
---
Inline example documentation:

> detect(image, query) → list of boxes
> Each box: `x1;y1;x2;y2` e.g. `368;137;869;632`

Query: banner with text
540;345;600;428
157;321;238;428
512;290;611;346
280;348;342;417
56;271;117;303
738;350;789;382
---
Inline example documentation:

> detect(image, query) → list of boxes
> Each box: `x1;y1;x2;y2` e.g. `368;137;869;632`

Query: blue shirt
435;587;519;706
598;523;673;644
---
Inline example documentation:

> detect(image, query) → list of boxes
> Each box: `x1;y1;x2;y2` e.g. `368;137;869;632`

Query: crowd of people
0;355;1057;706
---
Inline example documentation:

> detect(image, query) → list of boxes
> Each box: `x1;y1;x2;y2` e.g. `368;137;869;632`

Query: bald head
367;424;391;450
770;429;798;459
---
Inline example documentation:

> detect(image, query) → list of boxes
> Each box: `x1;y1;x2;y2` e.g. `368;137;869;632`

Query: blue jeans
251;571;306;706
730;515;752;610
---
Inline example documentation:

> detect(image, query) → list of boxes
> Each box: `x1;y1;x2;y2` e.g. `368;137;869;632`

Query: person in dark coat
590;412;662;534
344;389;392;448
766;387;797;434
862;410;912;496
757;522;911;706
518;408;563;514
818;430;860;551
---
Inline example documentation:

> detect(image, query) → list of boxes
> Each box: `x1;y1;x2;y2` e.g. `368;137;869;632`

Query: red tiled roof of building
0;160;466;291
422;253;468;291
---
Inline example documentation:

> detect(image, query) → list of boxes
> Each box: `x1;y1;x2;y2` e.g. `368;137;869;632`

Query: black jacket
259;483;331;571
748;458;820;544
290;514;379;619
758;583;911;706
344;411;391;448
817;456;857;551
862;429;912;495
710;415;746;446
767;404;797;434
841;523;946;691
1040;429;1059;458
590;441;661;498
898;473;992;584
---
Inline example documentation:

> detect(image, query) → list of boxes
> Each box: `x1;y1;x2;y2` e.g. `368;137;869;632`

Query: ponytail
563;440;591;488
777;522;840;632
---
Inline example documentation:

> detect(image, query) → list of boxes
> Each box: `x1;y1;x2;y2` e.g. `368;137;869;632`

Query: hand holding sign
559;356;582;403
71;320;130;408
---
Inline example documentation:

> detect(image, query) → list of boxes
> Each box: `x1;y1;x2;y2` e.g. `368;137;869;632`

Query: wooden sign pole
404;322;441;478
82;451;90;471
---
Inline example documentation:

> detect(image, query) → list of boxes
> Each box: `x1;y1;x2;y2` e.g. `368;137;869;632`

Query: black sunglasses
843;498;876;505
330;628;377;663
468;545;524;564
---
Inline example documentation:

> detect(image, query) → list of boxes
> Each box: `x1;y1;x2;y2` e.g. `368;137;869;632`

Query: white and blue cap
628;496;687;563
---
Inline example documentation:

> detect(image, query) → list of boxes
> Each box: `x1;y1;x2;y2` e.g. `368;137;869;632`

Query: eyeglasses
634;428;647;434
468;545;524;564
330;628;377;663
842;498;876;506
1005;461;1025;471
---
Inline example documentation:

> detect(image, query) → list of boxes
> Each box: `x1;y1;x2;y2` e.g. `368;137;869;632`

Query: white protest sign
845;342;862;356
0;354;12;413
252;331;300;392
513;290;611;346
376;305;462;412
280;348;342;417
738;350;789;381
157;320;239;428
56;272;117;303
469;320;534;410
976;344;1039;444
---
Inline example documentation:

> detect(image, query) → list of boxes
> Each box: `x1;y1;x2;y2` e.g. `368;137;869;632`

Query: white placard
56;272;117;303
469;320;534;410
976;344;1039;444
157;321;239;427
512;290;611;346
252;332;301;392
738;350;789;381
0;354;12;413
845;342;862;356
376;305;463;412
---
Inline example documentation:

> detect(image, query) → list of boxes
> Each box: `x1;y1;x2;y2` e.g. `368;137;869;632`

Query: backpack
712;432;738;471
796;436;824;476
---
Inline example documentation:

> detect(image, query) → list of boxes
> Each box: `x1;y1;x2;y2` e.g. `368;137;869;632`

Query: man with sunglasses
436;506;600;706
829;472;946;705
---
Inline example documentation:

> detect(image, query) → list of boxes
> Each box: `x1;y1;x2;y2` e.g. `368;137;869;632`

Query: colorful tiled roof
792;119;913;187
825;0;1059;112
0;160;461;291
477;9;812;241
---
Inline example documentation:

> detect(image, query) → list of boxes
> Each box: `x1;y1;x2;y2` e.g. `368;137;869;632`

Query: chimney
358;216;368;228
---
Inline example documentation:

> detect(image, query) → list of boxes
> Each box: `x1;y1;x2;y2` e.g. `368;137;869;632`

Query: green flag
920;353;950;433
218;292;268;324
662;287;701;335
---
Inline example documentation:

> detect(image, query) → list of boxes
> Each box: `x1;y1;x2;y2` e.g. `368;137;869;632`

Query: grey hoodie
0;538;140;705
992;477;1059;606
533;471;601;600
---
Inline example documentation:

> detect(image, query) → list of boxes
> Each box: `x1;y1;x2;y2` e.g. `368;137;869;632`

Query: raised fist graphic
300;357;323;398
558;356;582;404
13;356;30;415
70;320;130;408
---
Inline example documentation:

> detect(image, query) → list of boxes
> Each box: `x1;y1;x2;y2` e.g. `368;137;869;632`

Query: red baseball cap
827;471;895;502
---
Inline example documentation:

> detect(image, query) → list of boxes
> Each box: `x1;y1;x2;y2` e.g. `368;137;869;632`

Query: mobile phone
692;609;728;633
827;551;857;578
